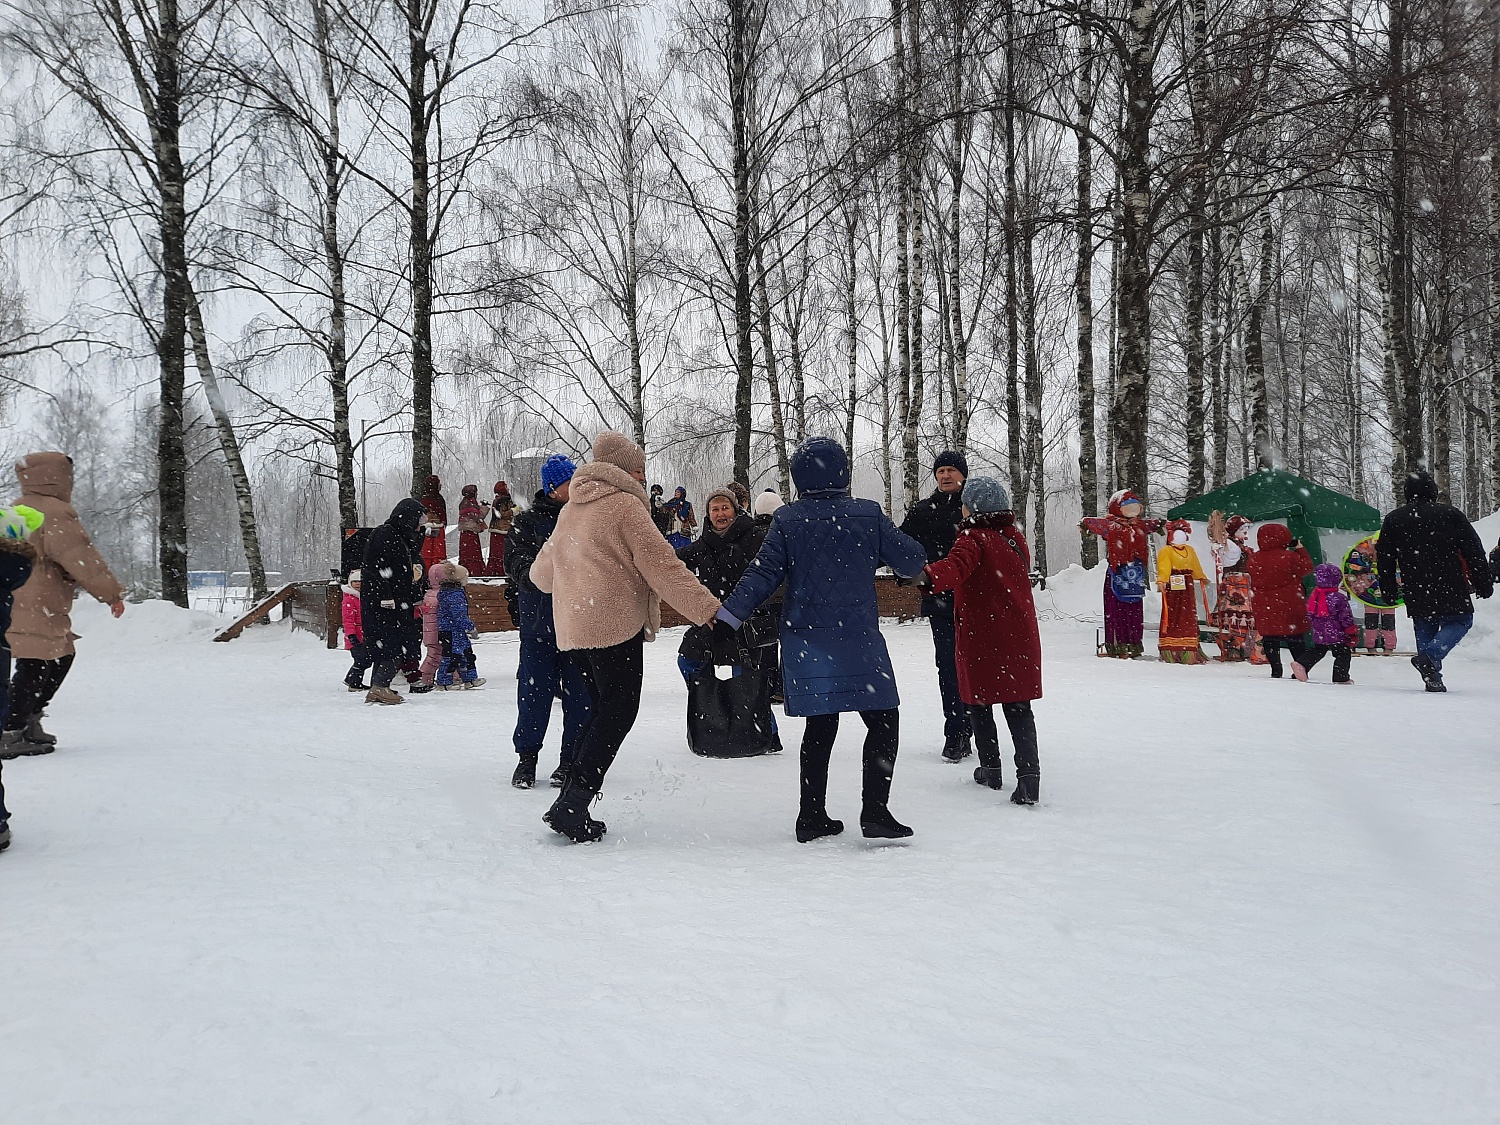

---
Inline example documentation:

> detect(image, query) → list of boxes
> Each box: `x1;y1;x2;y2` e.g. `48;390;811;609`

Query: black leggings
1259;635;1307;673
568;632;645;795
799;708;900;813
968;701;1039;779
1300;643;1352;681
5;654;75;731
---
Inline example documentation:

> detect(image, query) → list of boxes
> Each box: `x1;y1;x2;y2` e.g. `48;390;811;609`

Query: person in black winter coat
504;454;590;790
677;489;782;757
899;450;971;761
1377;471;1493;692
360;498;426;704
677;491;775;666
0;505;41;850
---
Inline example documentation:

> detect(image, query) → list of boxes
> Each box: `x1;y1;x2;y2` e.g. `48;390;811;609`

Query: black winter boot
941;735;972;763
543;783;606;843
1;729;51;759
860;727;912;839
1412;654;1446;692
797;727;843;842
511;752;539;789
973;766;1005;789
796;811;844;842
549;764;569;789
1011;774;1039;805
24;719;56;746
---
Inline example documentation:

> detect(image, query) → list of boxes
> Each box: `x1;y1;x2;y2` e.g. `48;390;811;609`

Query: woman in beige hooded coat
2;452;125;754
531;431;721;841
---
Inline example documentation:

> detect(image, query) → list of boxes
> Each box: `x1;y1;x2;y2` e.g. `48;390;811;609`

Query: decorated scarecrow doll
1209;512;1259;662
1080;489;1163;657
1156;519;1210;664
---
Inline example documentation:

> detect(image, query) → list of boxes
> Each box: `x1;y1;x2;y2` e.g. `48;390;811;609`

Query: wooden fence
273;574;925;649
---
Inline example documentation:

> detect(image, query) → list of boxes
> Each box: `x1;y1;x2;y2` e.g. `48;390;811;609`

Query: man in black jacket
504;454;590;789
900;450;971;760
1377;470;1493;692
360;498;425;704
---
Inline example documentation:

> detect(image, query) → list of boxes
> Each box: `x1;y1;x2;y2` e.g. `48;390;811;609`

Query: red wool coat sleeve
927;523;1042;705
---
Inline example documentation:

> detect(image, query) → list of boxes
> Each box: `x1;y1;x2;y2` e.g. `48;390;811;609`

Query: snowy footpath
2;595;1498;1124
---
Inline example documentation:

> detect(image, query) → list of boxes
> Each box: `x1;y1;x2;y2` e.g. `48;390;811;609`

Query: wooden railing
253;573;925;648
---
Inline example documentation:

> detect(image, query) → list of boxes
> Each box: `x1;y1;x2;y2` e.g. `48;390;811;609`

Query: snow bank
1038;562;1161;629
71;596;224;651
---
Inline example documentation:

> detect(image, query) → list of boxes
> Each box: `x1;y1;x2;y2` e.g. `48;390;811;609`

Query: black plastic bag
686;664;782;758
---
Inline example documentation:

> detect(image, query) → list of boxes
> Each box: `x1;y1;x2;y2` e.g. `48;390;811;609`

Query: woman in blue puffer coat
719;437;927;843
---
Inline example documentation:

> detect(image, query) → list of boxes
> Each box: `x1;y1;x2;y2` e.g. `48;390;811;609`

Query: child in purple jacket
1293;563;1358;684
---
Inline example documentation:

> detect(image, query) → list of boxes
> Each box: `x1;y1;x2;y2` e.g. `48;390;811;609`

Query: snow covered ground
2;596;1498;1124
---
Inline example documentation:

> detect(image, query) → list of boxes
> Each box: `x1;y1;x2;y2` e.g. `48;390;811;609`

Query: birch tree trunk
1113;0;1157;499
186;283;268;600
1388;0;1423;476
754;241;791;497
892;0;913;503
1492;8;1500;507
844;210;859;457
1003;0;1022;501
1208;212;1228;487
1023;219;1045;573
1243;204;1275;470
1074;3;1098;565
730;0;756;485
1374;247;1406;489
156;0;191;605
312;0;357;530
1183;0;1210;496
406;0;435;496
902;0;926;507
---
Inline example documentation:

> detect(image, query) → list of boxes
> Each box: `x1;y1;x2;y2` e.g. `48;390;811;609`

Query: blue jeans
1412;614;1473;671
928;606;970;742
513;628;590;766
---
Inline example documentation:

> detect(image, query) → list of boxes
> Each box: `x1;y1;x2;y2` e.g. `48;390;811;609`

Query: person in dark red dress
921;476;1041;805
419;475;448;572
456;484;487;574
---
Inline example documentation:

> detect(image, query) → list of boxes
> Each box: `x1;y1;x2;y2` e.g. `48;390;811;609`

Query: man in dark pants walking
901;450;971;761
505;454;591;790
360;499;426;704
1377;470;1493;692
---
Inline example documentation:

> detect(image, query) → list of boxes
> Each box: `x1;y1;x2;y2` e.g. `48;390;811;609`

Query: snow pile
71;595;224;651
1038;561;1161;629
1470;509;1500;547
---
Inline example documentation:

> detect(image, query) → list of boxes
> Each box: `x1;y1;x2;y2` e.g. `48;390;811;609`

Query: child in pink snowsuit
342;570;372;691
418;561;452;686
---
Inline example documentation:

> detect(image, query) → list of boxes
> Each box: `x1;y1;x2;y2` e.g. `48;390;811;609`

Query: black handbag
685;664;782;758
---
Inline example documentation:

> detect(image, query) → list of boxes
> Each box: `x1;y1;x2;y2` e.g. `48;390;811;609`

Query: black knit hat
933;450;968;478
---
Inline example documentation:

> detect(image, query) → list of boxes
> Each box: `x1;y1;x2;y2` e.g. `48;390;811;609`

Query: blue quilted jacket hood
791;437;849;496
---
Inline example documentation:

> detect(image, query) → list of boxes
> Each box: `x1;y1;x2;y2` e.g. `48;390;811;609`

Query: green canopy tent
1167;469;1381;565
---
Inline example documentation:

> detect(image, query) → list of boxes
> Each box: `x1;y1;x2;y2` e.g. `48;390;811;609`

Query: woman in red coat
922;476;1041;805
1245;522;1314;678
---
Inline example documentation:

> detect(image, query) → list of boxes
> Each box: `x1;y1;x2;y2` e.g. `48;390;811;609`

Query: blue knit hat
962;476;1010;514
541;454;577;494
